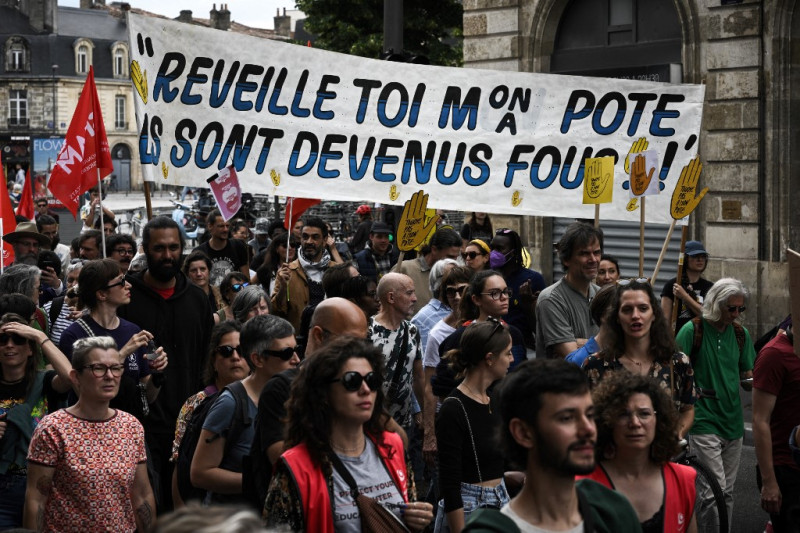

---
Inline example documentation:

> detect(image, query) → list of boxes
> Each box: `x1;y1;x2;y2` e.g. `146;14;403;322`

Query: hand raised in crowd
40;266;61;289
672;283;693;303
401;501;434;532
275;263;291;286
147;347;168;373
120;330;155;359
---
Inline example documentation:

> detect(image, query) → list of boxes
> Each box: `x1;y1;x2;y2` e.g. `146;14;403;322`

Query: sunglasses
113;248;135;256
0;333;27;346
727;305;746;313
486;316;506;339
215;345;240;358
445;285;467;298
461;251;484;260
231;282;249;292
331;371;381;392
262;346;297;361
105;278;127;290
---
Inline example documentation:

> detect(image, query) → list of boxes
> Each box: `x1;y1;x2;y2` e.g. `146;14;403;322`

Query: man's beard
535;427;596;476
145;252;180;282
16;252;38;266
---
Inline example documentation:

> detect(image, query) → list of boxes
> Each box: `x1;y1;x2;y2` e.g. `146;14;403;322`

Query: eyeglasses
231;282;249;292
480;288;512;300
330;371;381;392
445;285;467;298
113;248;134;256
727;305;746;313
105;278;127;290
617;278;650;286
215;345;240;358
617;408;656;424
262;346;297;361
0;333;27;346
461;251;484;260
83;363;125;378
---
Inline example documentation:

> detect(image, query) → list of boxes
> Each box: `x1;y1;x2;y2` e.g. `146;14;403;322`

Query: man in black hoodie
118;216;213;511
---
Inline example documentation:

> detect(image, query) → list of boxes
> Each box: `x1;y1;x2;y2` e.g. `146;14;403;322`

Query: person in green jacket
463;358;641;533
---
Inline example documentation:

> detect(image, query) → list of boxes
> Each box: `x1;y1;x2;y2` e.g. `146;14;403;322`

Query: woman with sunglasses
580;371;697;533
59;259;168;421
582;279;697;439
183;250;226;323
192;315;298;505
169;320;248;508
462;239;490;272
434;321;513;533
253;232;298;294
264;336;434;532
24;336;155;533
0;312;73;529
230;285;271;322
218;271;251;322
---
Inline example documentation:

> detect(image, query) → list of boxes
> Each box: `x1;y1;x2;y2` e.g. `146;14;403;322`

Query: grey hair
154;503;269;533
72;336;118;370
240;314;294;362
702;277;749;323
429;258;459;295
0;264;41;300
66;260;86;276
231;285;270;322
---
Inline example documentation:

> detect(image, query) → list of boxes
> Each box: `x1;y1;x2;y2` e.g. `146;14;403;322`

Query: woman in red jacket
579;371;697;533
263;336;434;532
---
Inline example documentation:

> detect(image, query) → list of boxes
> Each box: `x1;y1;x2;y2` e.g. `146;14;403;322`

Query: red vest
578;462;696;532
281;431;409;533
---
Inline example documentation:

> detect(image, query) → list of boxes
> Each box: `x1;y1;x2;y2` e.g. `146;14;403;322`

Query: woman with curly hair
580;372;697;533
582;279;697;438
263;336;434;532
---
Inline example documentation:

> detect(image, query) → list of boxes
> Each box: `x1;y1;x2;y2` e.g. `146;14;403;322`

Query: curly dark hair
284;337;389;475
591;372;679;464
598;280;677;365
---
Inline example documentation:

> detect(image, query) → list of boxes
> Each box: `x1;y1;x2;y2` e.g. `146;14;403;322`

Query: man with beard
463;359;641;532
197;209;249;287
535;222;603;359
36;215;70;273
118;216;213;511
35;197;60;223
105;234;136;273
271;216;341;330
3;221;63;304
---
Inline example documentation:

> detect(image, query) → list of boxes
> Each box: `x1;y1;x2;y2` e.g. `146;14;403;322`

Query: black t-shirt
661;276;714;334
198;239;249;287
0;370;64;418
257;366;299;452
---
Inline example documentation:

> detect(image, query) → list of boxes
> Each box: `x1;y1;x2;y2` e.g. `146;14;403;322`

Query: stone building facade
464;0;795;336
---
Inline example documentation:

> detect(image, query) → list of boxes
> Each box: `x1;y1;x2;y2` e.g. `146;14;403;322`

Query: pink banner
207;165;242;221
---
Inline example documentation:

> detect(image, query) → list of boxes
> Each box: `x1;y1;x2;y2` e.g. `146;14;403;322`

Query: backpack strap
220;381;252;456
732;322;746;357
48;296;65;332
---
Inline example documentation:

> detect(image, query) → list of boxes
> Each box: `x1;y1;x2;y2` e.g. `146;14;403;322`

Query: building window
111;42;128;78
8;89;27;126
78;45;88;73
115;95;126;130
73;38;94;74
5;37;29;72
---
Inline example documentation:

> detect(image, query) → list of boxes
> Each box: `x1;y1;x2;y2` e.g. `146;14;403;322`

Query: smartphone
145;340;158;360
38;257;60;272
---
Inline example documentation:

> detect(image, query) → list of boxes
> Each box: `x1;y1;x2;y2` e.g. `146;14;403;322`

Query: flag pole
143;181;153;220
97;170;107;258
0;218;4;274
286;199;293;264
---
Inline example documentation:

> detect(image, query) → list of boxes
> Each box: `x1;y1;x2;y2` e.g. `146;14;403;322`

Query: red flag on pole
47;66;113;217
0;164;17;267
284;197;321;233
15;168;35;220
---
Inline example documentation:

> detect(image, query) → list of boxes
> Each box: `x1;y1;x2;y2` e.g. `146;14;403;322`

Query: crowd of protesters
0;191;793;533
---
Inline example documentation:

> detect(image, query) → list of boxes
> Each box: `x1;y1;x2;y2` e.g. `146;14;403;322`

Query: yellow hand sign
630;154;655;196
397;190;439;252
511;190;522;207
583;156;614;204
624;137;649;174
670;156;707;220
627;198;639;211
131;60;148;104
270;169;281;187
389;184;400;201
161;162;169;179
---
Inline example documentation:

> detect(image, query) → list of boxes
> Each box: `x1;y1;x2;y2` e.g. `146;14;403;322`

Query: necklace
462;383;491;413
1;377;25;385
620;355;652;375
331;439;366;454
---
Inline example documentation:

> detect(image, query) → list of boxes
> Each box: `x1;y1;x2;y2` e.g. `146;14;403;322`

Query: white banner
127;14;705;224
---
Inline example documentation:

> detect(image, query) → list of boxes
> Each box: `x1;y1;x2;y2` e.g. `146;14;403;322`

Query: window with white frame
73;39;94;74
8;89;27;126
115;95;126;129
5;37;29;72
111;42;128;78
77;45;88;73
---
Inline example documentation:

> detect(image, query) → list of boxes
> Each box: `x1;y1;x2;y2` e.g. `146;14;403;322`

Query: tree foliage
295;0;463;66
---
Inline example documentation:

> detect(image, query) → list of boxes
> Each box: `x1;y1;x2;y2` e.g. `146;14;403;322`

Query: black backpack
175;380;251;503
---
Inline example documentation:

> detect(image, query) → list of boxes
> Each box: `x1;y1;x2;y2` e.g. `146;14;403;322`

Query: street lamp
51;64;58;133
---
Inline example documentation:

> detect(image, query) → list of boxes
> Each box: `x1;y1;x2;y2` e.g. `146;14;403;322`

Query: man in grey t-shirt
535;223;602;359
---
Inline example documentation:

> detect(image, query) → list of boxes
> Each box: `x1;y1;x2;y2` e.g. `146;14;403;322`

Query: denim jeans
0;472;27;529
433;479;509;533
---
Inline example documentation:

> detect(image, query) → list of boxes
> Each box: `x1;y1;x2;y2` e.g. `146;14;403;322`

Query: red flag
15;168;35;220
284;197;321;232
0;164;17;266
47;66;113;217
